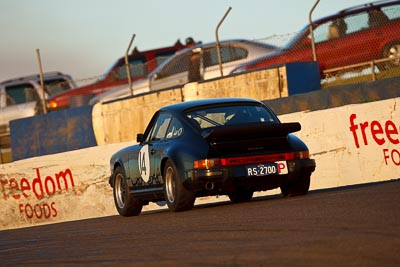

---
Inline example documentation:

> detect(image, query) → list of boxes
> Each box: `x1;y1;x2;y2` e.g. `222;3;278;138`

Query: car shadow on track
141;178;400;216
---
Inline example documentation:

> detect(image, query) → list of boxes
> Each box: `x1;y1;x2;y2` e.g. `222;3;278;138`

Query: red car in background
232;0;400;76
48;38;197;110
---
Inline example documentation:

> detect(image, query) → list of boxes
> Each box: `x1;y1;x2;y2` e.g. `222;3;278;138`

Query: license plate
246;161;288;176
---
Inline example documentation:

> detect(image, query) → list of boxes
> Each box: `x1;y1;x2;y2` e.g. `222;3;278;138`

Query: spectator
186;37;197;47
327;18;347;39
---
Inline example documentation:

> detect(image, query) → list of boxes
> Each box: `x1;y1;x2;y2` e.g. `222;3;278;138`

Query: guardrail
323;55;400;82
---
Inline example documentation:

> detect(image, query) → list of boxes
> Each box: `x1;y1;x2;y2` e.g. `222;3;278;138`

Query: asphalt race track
1;180;399;266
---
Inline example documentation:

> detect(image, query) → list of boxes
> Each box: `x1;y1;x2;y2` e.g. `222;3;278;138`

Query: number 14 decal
139;152;147;175
138;145;150;182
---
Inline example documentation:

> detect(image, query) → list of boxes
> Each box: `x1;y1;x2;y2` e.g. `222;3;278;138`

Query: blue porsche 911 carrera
109;98;316;216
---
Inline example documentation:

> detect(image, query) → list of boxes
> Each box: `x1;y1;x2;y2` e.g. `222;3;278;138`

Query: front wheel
113;166;143;216
280;175;310;197
163;160;195;212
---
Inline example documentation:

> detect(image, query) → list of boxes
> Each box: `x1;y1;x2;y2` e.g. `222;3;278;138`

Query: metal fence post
371;61;377;81
308;0;320;62
125;34;136;96
36;49;47;114
215;6;232;77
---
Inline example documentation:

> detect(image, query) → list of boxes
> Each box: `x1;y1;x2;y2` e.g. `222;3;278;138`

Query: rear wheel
280;175;310;197
228;190;254;203
113;166;143;216
163;160;195;212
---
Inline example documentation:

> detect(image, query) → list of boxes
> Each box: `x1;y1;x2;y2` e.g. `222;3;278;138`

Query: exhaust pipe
205;181;215;190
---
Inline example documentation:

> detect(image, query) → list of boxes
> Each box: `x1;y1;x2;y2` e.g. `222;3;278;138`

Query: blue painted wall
10;105;97;161
286;61;321;95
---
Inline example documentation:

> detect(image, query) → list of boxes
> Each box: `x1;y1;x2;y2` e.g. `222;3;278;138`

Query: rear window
381;4;400;20
156;52;192;78
113;57;147;80
203;46;248;67
155;51;177;66
44;78;72;96
185;104;278;130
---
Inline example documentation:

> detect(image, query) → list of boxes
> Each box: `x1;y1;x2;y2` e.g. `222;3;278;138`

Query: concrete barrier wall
279;97;400;189
92;88;183;145
0;142;130;230
1;97;399;230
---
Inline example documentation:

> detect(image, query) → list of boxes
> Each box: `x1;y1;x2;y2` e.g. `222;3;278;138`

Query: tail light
194;159;222;169
193;151;310;169
293;151;309;159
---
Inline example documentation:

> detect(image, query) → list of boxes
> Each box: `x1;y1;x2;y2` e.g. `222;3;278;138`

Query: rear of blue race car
185;122;316;201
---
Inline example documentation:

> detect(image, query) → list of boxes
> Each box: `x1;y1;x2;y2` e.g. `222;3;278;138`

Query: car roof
174;39;276;56
146;39;277;79
0;71;73;86
313;0;399;25
336;0;399;15
160;98;263;113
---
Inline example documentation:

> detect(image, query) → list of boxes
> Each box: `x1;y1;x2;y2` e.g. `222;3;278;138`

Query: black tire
228;190;254;203
280;175;310;197
113;166;143;216
381;41;400;69
163;160;195;212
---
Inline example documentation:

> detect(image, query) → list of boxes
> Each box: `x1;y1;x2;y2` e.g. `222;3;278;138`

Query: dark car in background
108;98;316;216
47;38;197;110
232;0;400;75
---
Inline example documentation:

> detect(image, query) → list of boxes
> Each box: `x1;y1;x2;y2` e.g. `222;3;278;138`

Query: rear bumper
185;158;316;193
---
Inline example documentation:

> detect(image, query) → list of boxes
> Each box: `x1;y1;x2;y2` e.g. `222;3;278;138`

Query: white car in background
0;72;76;130
90;39;277;104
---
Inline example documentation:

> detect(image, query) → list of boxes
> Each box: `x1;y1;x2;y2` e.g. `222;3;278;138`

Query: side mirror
136;133;144;143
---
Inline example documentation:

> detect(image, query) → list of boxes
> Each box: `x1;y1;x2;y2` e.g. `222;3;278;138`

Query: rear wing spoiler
204;122;301;143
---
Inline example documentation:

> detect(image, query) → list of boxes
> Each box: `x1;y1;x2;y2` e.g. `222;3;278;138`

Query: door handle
150;149;156;155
